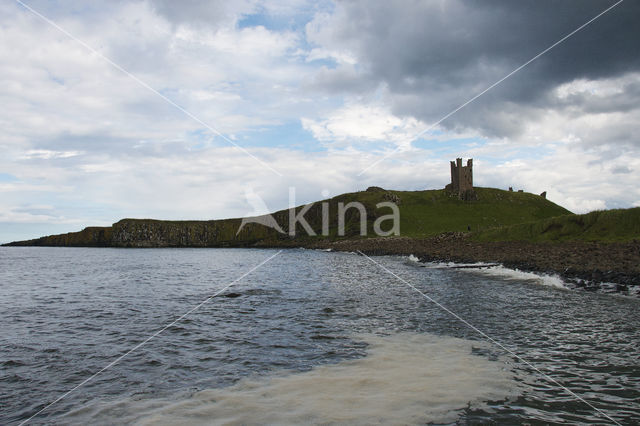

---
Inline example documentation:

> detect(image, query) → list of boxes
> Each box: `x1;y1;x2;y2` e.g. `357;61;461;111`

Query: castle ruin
446;158;477;200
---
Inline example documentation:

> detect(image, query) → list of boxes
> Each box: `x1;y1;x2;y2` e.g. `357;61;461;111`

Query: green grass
5;186;576;246
106;187;571;245
241;186;571;241
392;187;571;237
472;207;640;243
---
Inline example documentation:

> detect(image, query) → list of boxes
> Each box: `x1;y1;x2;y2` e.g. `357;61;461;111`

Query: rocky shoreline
4;222;639;295
294;233;640;296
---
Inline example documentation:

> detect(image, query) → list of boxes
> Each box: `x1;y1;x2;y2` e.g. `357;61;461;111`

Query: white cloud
1;0;640;243
21;150;83;160
0;205;88;224
554;74;634;101
305;12;358;65
560;198;607;213
0;0;317;155
302;103;424;147
473;143;640;214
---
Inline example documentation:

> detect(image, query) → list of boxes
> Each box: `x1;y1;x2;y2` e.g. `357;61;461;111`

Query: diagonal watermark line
18;250;283;426
358;0;625;176
357;251;621;425
14;0;282;177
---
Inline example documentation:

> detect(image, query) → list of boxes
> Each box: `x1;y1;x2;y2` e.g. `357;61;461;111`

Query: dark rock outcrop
301;235;640;295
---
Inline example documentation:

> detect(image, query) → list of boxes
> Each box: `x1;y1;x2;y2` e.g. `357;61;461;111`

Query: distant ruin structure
446;158;477;201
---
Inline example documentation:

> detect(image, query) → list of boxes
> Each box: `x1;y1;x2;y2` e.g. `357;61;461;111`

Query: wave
463;264;567;289
64;333;518;425
414;259;567;289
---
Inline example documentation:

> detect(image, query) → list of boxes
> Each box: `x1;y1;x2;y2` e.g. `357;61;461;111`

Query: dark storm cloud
310;0;640;138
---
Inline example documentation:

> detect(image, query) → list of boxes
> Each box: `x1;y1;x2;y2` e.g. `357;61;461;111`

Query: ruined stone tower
446;158;477;200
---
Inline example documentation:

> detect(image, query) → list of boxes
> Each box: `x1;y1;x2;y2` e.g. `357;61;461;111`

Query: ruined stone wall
448;158;476;200
460;158;473;192
450;160;460;192
450;158;473;193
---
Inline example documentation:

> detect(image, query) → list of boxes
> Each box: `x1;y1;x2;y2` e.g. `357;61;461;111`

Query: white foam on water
469;265;567;289
422;261;498;269
418;259;567;289
407;254;420;262
64;333;518;425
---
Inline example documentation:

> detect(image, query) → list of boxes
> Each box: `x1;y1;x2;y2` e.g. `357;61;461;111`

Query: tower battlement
446;158;477;200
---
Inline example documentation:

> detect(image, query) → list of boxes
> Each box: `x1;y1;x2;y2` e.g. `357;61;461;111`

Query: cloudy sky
1;0;639;243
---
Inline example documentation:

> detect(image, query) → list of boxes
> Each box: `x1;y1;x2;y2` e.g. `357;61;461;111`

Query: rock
383;192;401;204
460;189;478;201
591;270;603;281
223;292;242;298
366;186;385;192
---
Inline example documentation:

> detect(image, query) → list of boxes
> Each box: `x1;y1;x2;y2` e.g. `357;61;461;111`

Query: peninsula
5;159;640;293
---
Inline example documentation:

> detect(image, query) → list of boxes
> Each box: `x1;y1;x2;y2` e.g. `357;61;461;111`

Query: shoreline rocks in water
293;234;640;296
4;226;639;295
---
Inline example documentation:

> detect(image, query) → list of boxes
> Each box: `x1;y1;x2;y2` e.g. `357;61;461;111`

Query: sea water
1;247;639;424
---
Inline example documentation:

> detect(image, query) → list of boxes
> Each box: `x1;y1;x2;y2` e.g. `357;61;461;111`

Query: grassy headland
5;187;639;290
3;187;570;247
472;207;640;243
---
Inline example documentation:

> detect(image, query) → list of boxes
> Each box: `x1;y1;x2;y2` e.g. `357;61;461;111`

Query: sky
1;0;639;243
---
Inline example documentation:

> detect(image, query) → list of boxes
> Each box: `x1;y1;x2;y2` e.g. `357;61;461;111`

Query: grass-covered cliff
3;187;571;247
390;187;569;237
472;207;640;243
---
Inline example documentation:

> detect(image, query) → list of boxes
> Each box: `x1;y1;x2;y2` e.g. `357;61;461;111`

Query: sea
1;247;639;425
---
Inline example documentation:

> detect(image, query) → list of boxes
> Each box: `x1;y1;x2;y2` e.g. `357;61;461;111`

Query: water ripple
0;248;639;424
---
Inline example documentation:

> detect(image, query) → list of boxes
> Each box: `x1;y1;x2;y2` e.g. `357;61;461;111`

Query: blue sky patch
0;173;18;182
